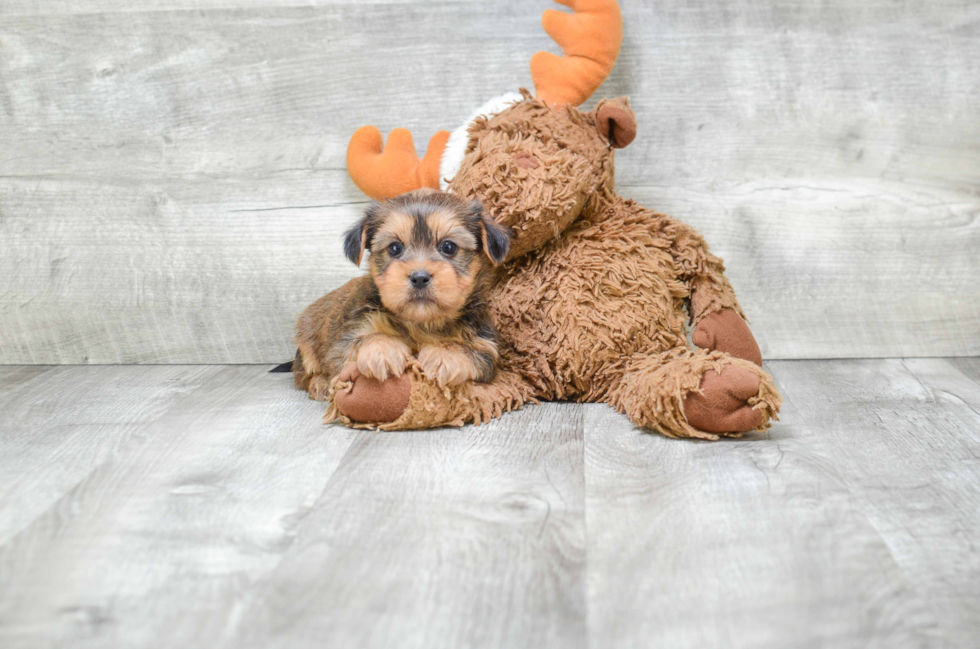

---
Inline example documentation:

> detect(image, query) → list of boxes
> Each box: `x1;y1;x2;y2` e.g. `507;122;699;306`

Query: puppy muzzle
409;270;432;290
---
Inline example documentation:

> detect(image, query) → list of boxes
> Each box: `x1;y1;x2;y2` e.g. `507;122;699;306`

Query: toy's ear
469;200;512;265
594;96;636;148
343;203;380;266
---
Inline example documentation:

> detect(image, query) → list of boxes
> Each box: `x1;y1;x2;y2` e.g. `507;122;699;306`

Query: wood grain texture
226;402;586;649
768;359;980;649
0;0;977;362
0;365;223;545
948;356;980;385
0;366;356;649
0;366;52;393
0;361;979;647
0;0;479;15
582;387;942;648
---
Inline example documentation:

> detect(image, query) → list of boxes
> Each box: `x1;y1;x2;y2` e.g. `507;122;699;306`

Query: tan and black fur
293;190;512;400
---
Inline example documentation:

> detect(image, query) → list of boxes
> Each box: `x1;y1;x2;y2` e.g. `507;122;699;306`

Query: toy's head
345;0;634;261
447;92;635;260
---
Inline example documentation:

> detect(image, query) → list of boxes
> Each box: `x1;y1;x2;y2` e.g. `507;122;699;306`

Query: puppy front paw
418;345;478;388
356;335;411;382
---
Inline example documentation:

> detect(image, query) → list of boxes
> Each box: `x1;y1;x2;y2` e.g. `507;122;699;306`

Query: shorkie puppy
293;189;513;401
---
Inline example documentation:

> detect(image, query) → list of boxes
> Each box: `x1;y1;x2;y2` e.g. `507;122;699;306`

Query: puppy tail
269;349;300;373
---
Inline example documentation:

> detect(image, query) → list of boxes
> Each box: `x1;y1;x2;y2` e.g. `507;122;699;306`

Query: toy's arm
328;364;535;430
662;216;763;366
665;219;743;325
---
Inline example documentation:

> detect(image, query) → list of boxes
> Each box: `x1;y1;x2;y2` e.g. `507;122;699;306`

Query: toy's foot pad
333;364;411;424
683;365;764;434
693;309;763;366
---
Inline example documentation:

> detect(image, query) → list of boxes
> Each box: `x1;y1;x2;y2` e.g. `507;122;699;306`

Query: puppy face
343;190;512;325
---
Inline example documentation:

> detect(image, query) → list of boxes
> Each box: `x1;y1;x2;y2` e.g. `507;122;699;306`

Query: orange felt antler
531;0;623;108
346;126;450;200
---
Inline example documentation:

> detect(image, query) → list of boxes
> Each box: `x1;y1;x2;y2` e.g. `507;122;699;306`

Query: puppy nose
409;270;431;289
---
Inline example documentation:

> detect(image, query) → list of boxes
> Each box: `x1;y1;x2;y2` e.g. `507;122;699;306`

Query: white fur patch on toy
439;91;523;192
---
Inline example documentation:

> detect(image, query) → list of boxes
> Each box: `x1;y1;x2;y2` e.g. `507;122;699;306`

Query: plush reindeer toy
323;0;781;440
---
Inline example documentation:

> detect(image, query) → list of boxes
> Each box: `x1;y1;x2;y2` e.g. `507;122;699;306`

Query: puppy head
343;189;512;325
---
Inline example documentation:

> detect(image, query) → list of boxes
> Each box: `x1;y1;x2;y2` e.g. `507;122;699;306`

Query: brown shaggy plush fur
327;91;781;439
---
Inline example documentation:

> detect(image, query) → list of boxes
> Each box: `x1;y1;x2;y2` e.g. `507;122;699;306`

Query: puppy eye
438;240;458;256
387;241;404;257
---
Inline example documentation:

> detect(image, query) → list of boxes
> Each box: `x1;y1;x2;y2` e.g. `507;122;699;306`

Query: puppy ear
464;199;511;265
343;203;379;266
479;215;513;266
343;219;368;266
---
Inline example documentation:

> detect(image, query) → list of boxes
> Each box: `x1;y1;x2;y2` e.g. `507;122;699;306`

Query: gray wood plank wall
1;0;977;363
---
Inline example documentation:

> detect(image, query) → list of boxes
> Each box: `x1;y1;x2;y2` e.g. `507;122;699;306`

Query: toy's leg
327;361;536;430
608;348;781;440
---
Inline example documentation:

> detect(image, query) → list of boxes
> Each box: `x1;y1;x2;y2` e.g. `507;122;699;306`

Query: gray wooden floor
1;359;979;649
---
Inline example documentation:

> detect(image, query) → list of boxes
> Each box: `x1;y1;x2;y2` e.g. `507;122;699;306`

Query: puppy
294;189;512;401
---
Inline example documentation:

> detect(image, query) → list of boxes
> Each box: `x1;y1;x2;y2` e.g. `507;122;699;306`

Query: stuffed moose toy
302;0;781;440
